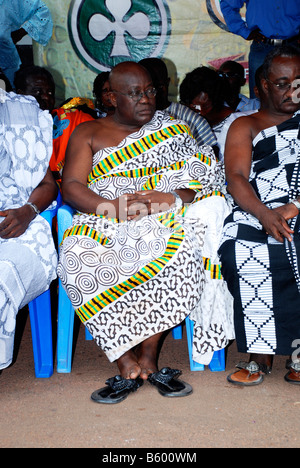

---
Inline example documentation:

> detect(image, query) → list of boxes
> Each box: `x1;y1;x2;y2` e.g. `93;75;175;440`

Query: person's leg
116;332;164;380
136;332;164;380
116;349;141;380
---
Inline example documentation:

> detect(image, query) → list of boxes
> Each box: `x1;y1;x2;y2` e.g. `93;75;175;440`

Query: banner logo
68;0;171;72
206;0;229;31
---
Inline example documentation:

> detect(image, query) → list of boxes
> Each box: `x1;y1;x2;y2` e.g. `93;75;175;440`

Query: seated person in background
139;58;218;152
93;71;115;118
218;45;300;386
218;60;260;112
0;87;58;372
215;65;265;159
179;66;235;161
14;65;95;186
58;61;234;404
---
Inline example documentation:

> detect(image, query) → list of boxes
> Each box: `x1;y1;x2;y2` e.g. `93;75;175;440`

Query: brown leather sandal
227;361;271;386
284;359;300;385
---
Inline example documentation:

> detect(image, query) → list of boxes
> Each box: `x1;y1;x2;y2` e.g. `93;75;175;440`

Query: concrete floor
1;307;300;449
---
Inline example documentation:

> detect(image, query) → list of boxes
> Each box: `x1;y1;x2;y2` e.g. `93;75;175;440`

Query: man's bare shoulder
73;117;107;133
228;111;265;140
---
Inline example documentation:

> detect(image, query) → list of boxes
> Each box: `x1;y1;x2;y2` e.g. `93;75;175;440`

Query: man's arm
220;0;251;39
0;167;58;239
225;117;294;243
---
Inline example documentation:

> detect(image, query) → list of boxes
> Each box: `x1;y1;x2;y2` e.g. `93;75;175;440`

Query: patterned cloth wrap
219;111;300;356
58;111;234;364
0;90;57;369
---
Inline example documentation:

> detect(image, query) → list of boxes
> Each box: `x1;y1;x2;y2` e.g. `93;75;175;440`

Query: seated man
219;45;300;386
58;61;233;404
218;60;260;112
0;88;58;371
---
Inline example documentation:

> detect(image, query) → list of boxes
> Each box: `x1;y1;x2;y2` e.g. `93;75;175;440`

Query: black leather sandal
91;375;144;404
147;367;193;397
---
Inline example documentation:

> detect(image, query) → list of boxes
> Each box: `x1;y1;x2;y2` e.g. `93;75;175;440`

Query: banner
35;0;249;105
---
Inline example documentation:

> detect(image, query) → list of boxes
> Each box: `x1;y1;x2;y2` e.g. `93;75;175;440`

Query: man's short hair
14;65;55;92
262;44;300;79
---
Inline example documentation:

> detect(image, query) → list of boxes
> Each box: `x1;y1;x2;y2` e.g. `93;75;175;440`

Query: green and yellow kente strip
203;257;223;280
62;223;111;245
88;123;192;183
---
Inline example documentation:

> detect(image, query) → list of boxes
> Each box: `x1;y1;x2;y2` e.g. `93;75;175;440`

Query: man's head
138;58;170;110
261;45;300;115
93;71;114;113
218;60;246;96
180;66;230;112
109;61;156;127
14;65;55;112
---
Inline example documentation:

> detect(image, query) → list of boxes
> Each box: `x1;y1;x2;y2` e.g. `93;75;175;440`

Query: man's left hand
0;205;35;238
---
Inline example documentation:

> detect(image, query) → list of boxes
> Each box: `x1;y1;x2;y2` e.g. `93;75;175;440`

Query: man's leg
116;332;164;380
136;332;164;380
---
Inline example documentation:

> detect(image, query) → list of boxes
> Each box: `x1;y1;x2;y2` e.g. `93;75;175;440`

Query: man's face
111;67;156;127
23;74;55;112
219;64;245;94
264;56;300;115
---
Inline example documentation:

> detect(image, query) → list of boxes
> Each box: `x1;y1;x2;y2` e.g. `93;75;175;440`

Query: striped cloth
166;102;217;149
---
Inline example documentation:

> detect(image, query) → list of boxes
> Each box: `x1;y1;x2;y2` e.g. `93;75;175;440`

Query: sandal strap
286;359;300;373
236;361;271;375
148;367;181;385
105;375;140;394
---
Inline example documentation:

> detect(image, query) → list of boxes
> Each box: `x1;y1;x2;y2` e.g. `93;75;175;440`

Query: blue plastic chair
172;317;226;372
56;204;92;374
57;203;225;373
27;201;58;378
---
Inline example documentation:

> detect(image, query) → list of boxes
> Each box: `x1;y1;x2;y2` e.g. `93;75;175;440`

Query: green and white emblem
68;0;171;72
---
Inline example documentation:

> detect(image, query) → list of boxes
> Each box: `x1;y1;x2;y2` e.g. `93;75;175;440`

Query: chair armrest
57;204;75;245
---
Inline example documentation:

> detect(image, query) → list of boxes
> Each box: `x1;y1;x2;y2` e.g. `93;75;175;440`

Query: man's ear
261;78;269;96
108;91;117;108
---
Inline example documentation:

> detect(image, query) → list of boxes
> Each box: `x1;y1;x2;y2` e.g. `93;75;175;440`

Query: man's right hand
247;29;266;43
258;207;294;243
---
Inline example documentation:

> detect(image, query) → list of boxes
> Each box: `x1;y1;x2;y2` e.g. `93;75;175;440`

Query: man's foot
116;349;141;380
135;333;164;379
136;348;158;380
227;359;272;386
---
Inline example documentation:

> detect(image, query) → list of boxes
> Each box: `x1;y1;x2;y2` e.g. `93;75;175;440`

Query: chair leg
208;348;226;372
172;323;183;339
185;316;225;372
185;317;205;371
56;279;75;373
28;289;53;378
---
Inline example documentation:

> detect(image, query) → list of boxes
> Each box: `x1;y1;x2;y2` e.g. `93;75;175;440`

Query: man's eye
129;91;140;98
277;82;290;90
